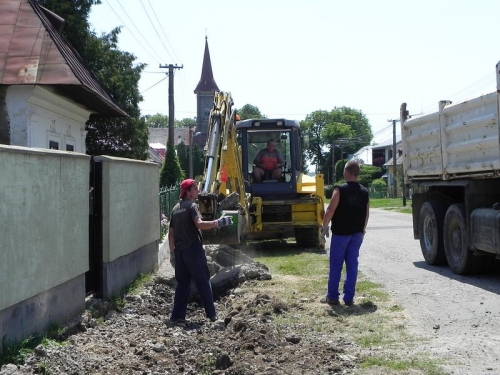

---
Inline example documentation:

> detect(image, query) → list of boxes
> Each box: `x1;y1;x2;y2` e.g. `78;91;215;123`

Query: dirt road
358;208;500;374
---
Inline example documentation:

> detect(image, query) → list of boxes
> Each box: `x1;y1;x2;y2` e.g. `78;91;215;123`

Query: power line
146;0;182;63
108;0;162;62
139;0;174;61
141;76;168;94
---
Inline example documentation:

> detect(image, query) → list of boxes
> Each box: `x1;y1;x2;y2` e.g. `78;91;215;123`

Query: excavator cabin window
246;130;292;183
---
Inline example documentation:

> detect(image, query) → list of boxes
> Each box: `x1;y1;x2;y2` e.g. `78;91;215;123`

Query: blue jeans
170;243;216;320
327;233;364;303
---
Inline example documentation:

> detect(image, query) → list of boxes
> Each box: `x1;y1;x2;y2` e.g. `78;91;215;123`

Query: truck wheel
419;201;447;265
295;228;320;249
443;203;482;274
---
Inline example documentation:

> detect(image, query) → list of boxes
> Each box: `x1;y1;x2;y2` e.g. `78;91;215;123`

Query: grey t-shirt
169;199;203;250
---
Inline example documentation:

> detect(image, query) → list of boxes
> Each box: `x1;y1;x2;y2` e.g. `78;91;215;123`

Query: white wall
6;86;91;153
0;145;90;311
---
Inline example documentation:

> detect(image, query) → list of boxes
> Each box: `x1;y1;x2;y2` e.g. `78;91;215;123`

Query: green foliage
335;159;347;181
0;333;64;367
237;104;265;120
324;185;333;199
301;107;373;184
371;178;387;187
176;118;197;128
39;1;148;159
144;113;168;128
160;143;184;187
358;165;384;187
86;116;148;160
176;141;205;179
112;273;153;312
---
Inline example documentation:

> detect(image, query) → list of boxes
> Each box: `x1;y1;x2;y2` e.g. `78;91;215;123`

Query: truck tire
443;203;482;274
419;201;447;265
295;227;320;249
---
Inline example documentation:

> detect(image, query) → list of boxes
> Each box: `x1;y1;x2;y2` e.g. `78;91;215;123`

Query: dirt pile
2;272;358;374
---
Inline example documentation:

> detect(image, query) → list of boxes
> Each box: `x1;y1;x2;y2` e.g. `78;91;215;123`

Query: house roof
0;0;127;117
193;37;219;93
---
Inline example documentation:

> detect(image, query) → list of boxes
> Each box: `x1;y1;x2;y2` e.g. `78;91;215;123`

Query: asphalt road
356;208;500;375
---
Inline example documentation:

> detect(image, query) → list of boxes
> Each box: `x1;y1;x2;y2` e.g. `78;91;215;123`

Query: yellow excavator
197;91;326;249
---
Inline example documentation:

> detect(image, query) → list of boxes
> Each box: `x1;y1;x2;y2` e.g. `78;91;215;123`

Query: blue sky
89;1;500;135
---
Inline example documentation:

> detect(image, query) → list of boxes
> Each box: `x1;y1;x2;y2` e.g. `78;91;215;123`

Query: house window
49;140;59;150
66;144;74;151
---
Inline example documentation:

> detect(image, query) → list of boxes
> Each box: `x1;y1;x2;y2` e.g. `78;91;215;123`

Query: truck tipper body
401;61;500;274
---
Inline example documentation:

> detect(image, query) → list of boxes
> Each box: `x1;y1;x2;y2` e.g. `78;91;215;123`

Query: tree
237;104;265;120
176;141;205;180
144;113;169;128
160;143;184;187
176;118;196;128
39;1;148;160
301;107;373;183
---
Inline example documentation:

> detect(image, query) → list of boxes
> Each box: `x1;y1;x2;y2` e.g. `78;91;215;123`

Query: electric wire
112;0;166;62
141;76;168;94
146;0;183;63
139;0;174;61
103;0;162;63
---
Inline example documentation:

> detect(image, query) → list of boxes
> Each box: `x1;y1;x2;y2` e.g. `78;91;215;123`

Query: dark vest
330;181;369;235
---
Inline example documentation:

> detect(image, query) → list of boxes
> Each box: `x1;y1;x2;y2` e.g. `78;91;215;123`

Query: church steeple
194;37;219;144
194;36;219;93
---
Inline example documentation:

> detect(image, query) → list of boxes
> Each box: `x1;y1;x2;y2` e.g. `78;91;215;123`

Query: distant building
193;37;219;146
0;0;126;152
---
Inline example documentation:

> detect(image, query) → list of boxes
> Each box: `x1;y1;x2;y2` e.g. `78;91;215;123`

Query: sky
89;0;500;137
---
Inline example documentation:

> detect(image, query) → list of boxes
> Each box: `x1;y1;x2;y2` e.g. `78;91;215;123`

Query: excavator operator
253;139;284;183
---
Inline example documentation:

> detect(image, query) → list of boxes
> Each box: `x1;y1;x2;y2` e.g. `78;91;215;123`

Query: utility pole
387;119;400;198
189;126;193;178
159;64;183;147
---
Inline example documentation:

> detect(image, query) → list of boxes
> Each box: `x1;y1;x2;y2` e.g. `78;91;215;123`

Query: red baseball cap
180;179;196;198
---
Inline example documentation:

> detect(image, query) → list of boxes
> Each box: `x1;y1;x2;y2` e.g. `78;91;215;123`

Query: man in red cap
168;179;233;323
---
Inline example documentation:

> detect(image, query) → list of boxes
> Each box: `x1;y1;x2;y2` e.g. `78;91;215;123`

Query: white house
0;0;126;152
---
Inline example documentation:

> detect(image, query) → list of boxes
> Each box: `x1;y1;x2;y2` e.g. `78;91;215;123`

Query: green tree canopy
160;143;184;187
237;104;265;120
144;113;169;128
176;118;197;128
301;107;373;184
39;0;148;160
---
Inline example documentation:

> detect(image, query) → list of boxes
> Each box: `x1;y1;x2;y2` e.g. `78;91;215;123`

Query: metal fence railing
368;183;387;199
159;185;180;238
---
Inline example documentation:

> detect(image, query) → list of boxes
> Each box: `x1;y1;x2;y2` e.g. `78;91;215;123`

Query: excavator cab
237;119;303;199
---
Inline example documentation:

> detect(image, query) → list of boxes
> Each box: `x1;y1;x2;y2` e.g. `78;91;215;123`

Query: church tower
194;36;219;145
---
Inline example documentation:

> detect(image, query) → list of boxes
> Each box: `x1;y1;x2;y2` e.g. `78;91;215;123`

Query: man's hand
216;216;233;228
321;226;330;238
169;251;175;268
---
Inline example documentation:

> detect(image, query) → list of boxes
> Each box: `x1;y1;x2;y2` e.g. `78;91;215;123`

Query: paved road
355;208;500;374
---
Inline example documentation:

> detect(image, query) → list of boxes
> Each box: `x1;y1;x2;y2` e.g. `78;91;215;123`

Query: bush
371;178;387;187
324;185;333;199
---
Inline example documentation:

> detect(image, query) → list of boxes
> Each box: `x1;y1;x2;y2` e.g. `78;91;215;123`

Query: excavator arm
197;92;250;245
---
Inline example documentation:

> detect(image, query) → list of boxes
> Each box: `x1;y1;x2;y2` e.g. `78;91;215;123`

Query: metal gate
86;158;103;296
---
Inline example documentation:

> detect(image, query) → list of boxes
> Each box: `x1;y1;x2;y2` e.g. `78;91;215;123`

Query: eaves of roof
0;0;127;117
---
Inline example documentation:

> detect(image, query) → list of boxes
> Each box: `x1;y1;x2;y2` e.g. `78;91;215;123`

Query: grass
112;273;153;312
0;332;65;367
370;198;412;214
241;240;447;375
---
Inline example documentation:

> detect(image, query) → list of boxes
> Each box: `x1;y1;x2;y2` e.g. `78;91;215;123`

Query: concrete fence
0;145;161;351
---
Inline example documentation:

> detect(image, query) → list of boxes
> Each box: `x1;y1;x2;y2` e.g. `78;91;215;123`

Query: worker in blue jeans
320;161;369;306
168;179;233;323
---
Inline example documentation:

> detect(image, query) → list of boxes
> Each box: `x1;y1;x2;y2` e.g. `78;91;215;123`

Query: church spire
194;36;219;93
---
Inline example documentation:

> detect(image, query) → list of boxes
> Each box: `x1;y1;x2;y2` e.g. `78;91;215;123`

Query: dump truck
401;60;500;274
197;91;326;249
